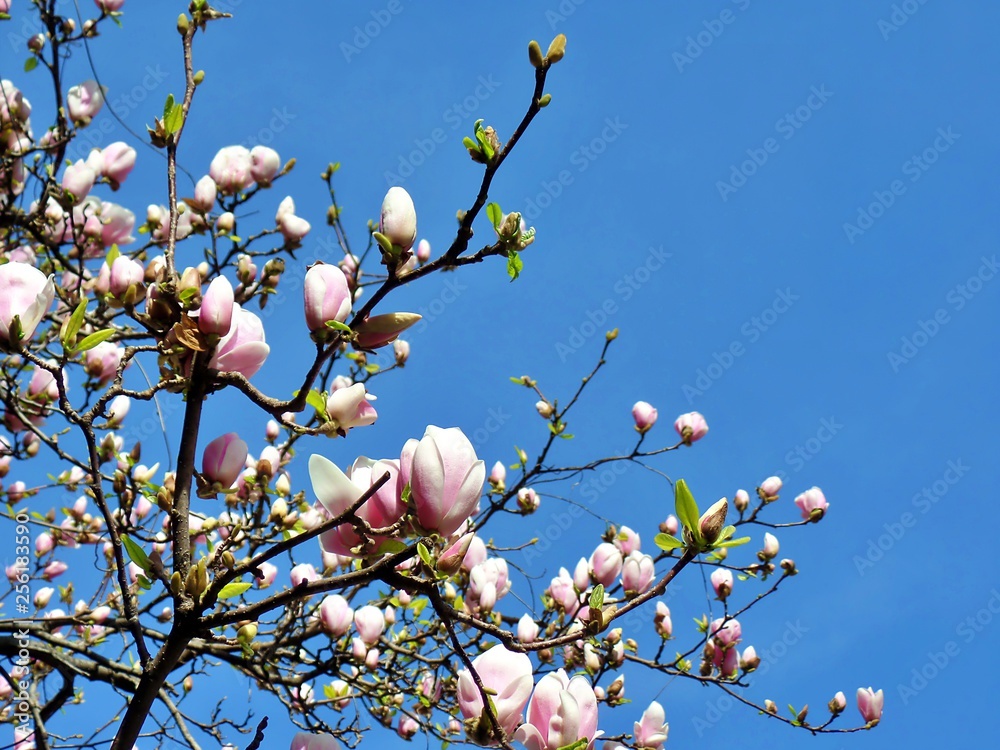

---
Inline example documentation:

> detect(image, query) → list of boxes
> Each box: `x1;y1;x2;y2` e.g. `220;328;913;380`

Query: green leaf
376;539;408;555
136;574;152;590
62;298;88;350
121;535;150;573
162;94;175;121
218;582;252;600
24;57;38;72
654;533;684;551
304;389;326;414
416;541;433;568
411;597;428;617
76;329;116;352
486;202;503;229
714;536;751;549
372;231;394;254
164;102;183;135
674;479;700;542
105;244;121;267
324;320;352;333
507;249;523;281
589;584;605;611
462;136;480;152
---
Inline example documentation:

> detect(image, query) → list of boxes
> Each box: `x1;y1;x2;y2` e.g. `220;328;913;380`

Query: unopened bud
698;498;728;544
765;699;778;715
780;558;798;575
528;40;544;68
546;34;567;63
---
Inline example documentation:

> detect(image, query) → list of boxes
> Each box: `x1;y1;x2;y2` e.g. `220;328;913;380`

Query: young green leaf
654;533;684;551
24;57;38;72
589;584;605;611
714;536;751;549
674;479;700;540
218;581;252;600
486;202;503;230
507;249;523;281
62;299;88;349
416;541;433;568
121;535;150;573
76;329;117;352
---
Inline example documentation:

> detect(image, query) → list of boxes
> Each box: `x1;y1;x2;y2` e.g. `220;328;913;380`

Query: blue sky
6;1;999;748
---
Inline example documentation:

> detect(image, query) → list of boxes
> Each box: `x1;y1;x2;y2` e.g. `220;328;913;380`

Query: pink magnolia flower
99;142;136;186
762;532;780;560
402;425;486;537
353;312;421;349
416;238;431;262
289;732;340;750
518;613;539;643
188;175;217;213
795;486;829;521
0;262;55;346
208;304;269;378
469;558;511;611
84;341;125;385
457;644;533;740
255;561;277;588
462;534;488;571
354;605;385;645
488;460;506;487
514;669;600;750
760;475;783;498
209;145;253;194
397;716;419;740
109;255;143;298
276;196;311;243
548;567;581;616
99;202;136;247
710;617;742;647
633;701;669;749
309;454;403;557
250;146;281;185
674;411;708;445
197;276;234;336
711;568;733;599
202;433;248;488
66;80;104;126
621;551;655;595
615;525;641;555
62;159;97;202
573;557;590;591
857;687;884;725
303;263;352;332
36;532;54;555
290;563;318;587
43;560;68;579
589;542;623;587
324;383;377;433
318;594;353;637
632;401;658;433
380;186;417;251
95;0;126;11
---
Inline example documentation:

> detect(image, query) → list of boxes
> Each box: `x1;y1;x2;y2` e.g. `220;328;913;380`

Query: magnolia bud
546;34;567;63
528;40;544;68
734;488;749;513
829;691;846;715
698;498;728;544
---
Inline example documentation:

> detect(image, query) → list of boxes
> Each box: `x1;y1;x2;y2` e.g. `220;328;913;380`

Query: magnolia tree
0;3;884;750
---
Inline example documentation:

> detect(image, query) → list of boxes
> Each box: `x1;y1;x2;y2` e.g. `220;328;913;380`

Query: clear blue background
5;1;999;748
